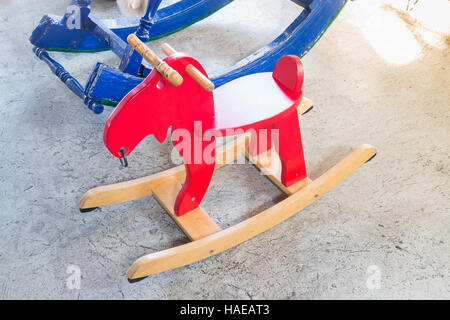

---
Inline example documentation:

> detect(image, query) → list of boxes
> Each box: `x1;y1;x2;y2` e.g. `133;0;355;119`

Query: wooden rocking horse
79;35;376;280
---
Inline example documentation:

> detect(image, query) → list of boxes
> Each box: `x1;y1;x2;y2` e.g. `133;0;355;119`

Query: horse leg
272;112;307;187
174;131;216;216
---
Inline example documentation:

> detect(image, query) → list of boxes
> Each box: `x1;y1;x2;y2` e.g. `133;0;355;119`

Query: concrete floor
0;0;449;299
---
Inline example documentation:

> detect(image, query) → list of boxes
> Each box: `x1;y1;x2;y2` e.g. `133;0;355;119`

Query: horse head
103;53;215;159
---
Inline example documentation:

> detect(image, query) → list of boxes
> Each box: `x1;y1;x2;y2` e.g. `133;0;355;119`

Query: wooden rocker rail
127;143;376;279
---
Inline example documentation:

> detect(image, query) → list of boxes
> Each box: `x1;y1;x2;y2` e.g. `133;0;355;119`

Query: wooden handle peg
161;43;177;56
127;34;183;87
161;43;215;92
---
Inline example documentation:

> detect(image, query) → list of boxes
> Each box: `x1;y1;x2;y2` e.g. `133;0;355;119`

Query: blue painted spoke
33;47;104;113
144;0;164;21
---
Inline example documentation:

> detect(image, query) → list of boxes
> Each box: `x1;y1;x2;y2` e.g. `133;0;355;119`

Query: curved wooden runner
126;144;376;279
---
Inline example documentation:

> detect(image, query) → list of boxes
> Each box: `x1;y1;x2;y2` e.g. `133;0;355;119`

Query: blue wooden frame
30;0;233;52
31;0;347;114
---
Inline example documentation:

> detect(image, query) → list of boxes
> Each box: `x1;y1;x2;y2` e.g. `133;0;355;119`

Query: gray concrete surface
0;0;449;299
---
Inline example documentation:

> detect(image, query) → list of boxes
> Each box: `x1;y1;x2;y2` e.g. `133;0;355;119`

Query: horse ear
272;55;304;97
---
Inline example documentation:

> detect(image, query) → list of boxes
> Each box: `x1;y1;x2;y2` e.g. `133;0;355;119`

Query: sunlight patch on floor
348;0;449;66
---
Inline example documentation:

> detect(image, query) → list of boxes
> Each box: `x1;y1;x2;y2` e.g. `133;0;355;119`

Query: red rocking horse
79;35;376;280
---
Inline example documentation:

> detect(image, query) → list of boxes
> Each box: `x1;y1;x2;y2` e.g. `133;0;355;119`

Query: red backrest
272;55;304;99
